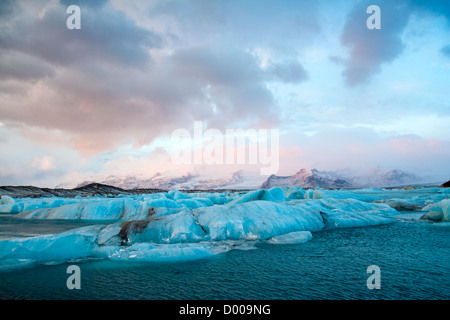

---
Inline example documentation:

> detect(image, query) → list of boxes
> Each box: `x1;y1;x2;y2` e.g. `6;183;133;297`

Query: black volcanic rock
441;180;450;188
0;183;165;198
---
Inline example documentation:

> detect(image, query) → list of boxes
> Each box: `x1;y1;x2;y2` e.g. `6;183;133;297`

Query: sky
0;0;450;187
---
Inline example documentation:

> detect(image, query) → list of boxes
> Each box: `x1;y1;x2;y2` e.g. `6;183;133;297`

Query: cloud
1;0;449;187
265;59;309;84
0;126;84;187
1;0;316;156
0;50;55;81
340;0;410;86
0;0;15;17
339;0;450;86
278;127;450;179
147;0;321;52
32;156;56;171
441;44;450;58
0;2;162;68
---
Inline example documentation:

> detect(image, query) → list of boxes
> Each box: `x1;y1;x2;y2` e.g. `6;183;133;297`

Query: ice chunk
283;186;306;200
268;187;286;201
286;198;397;229
227;188;285;205
0;225;103;271
167;190;191;201
422;199;450;222
373;198;424;211
95;242;228;263
0;202;22;214
97;222;123;246
193;201;324;241
122;209;207;245
176;198;210;209
16;200;124;220
267;231;313;244
15;198;153;221
1;196;15;205
147;199;181;209
200;193;234;205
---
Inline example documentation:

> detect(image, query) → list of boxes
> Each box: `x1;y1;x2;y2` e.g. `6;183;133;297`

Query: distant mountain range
74;167;424;191
0;168;446;198
261;168;422;189
75;170;258;191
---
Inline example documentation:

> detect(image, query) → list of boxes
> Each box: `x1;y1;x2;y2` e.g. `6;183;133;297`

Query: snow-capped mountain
261;168;353;189
76;170;266;191
262;167;422;189
347;168;423;188
74;167;423;191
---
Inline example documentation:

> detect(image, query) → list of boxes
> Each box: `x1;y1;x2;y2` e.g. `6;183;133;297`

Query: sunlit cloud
0;0;449;187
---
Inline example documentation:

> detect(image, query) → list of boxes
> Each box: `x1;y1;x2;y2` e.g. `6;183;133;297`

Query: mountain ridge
0;169;445;199
73;167;424;191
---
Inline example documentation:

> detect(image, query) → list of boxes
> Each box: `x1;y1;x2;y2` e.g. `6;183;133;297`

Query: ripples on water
0;213;449;300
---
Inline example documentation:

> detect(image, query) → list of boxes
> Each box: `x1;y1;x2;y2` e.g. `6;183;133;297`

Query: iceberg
16;198;150;220
285;198;397;229
1;195;15;205
0;225;103;271
198;192;235;205
283;186;306;200
267;231;313;244
227;187;286;205
175;198;213;209
119;209;207;245
421;199;450;222
1;186;420;271
146;198;181;209
194;201;324;241
95;242;229;263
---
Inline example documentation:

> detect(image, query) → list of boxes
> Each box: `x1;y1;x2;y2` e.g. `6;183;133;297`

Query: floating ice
8;186;444;271
95;242;229;263
283;186;306;200
1;195;15;205
267;231;313;244
120;209;207;245
0;225;103;271
194;200;324;242
16;198;150;220
227;187;285;205
421;199;450;222
176;198;213;209
147;198;181;209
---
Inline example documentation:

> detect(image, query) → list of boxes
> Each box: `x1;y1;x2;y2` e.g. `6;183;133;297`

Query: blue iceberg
0;187;419;271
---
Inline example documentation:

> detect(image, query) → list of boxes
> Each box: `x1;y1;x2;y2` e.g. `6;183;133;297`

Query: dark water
0;213;449;300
